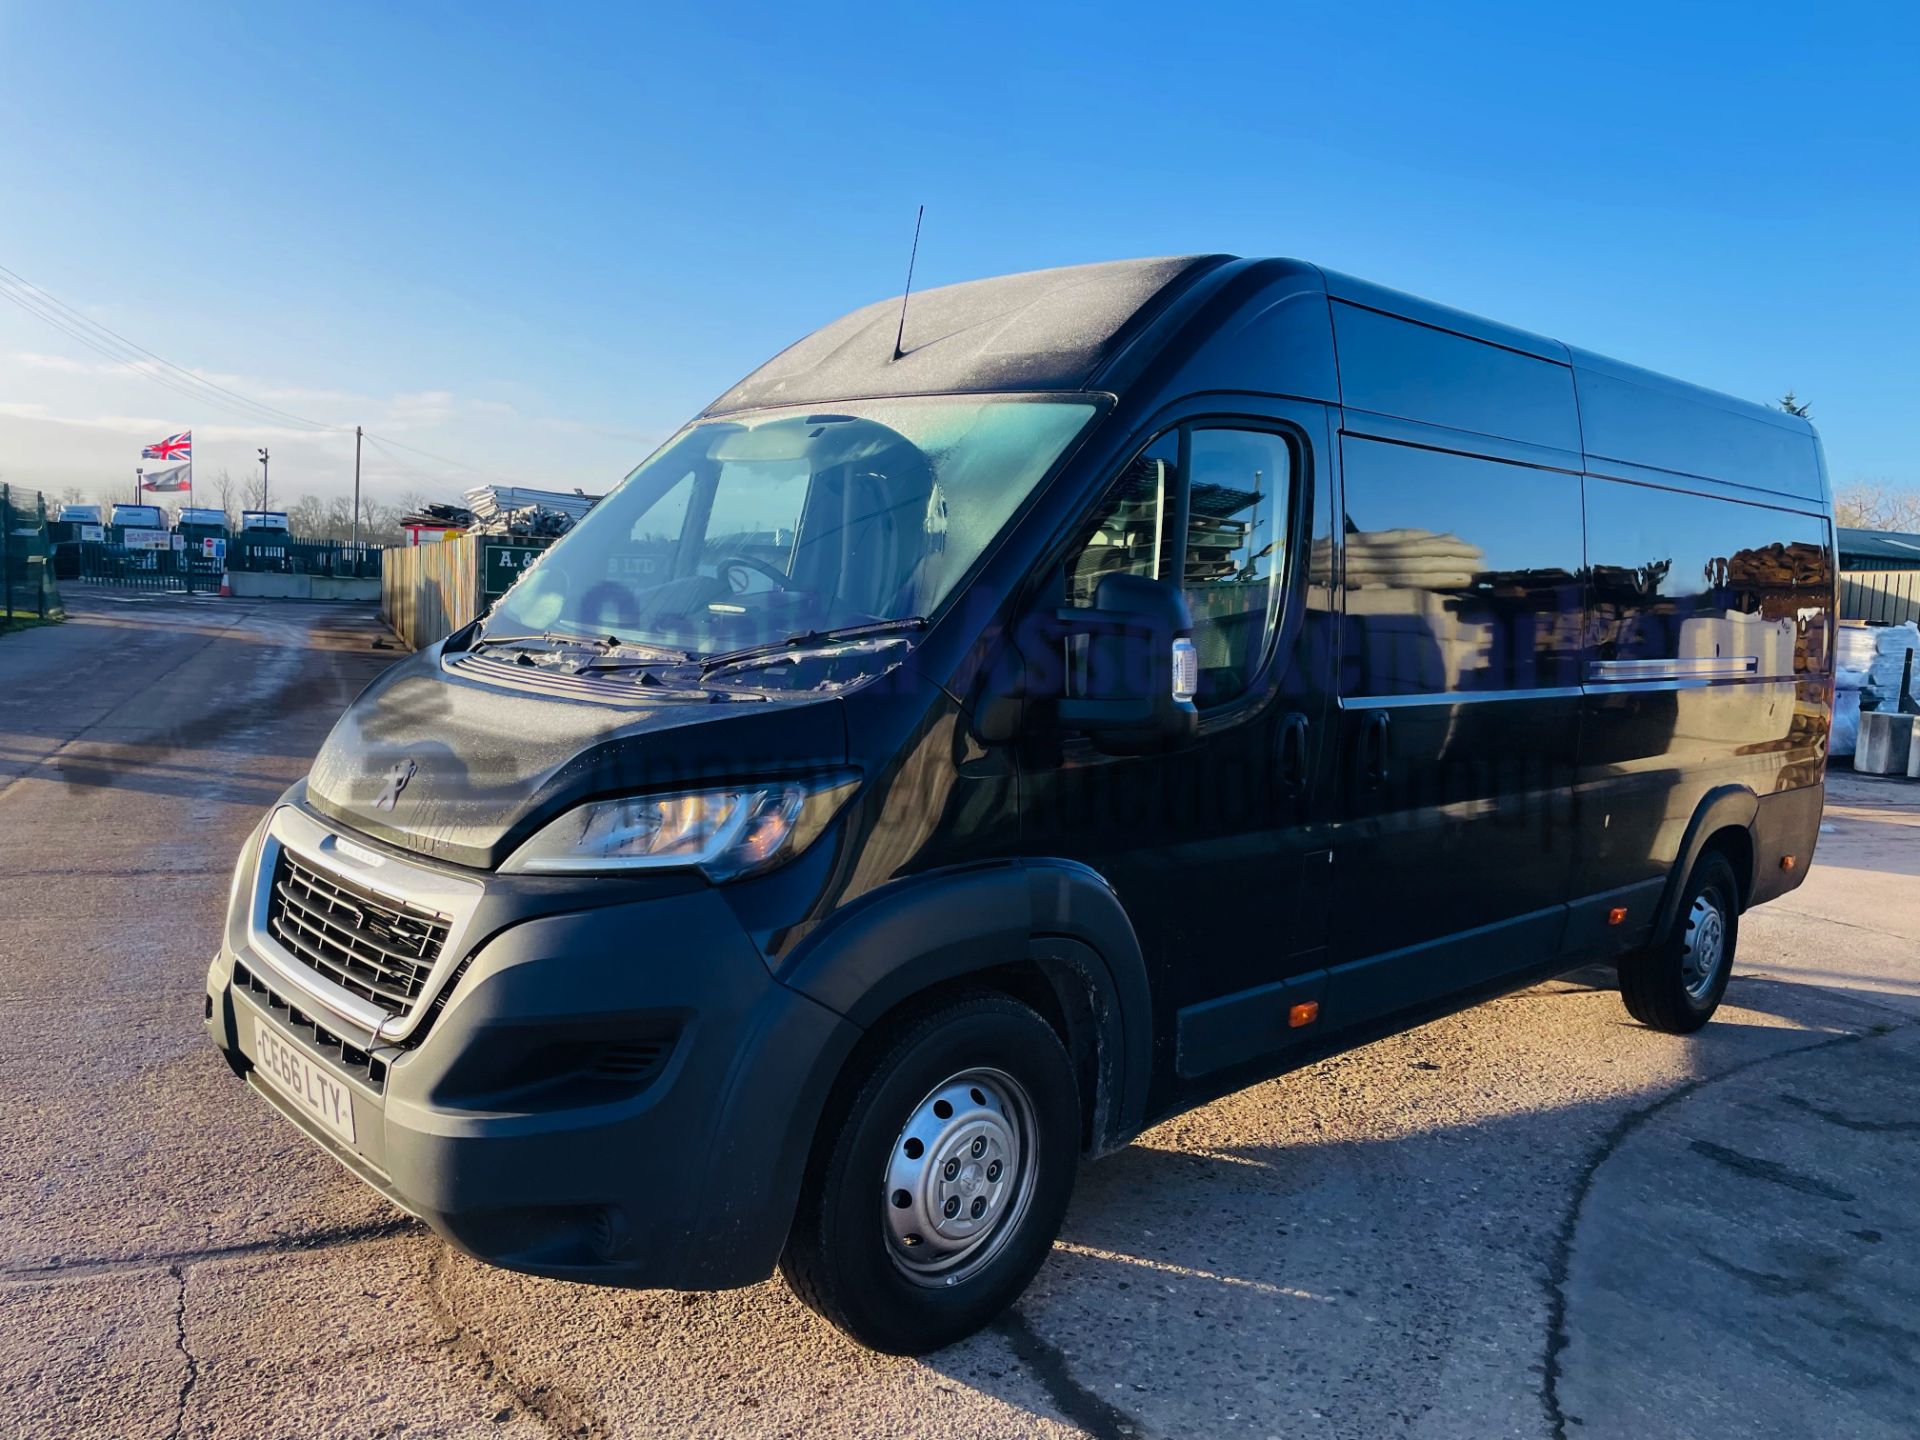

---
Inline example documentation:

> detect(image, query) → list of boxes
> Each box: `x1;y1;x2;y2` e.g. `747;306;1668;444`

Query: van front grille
266;849;451;1017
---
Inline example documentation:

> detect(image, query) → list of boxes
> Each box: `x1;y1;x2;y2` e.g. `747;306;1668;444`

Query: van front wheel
780;993;1080;1354
1619;851;1739;1034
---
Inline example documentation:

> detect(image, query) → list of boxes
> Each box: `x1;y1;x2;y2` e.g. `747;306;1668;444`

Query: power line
360;431;518;485
0;265;347;434
0;279;295;428
0;260;527;490
356;435;448;489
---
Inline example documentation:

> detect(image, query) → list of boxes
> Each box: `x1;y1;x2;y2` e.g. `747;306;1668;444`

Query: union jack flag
141;430;192;461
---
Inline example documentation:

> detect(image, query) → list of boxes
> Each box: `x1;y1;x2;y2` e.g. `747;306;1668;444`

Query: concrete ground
1;591;1915;1440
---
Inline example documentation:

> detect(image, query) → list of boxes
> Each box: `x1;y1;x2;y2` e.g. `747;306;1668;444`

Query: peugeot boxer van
207;256;1835;1353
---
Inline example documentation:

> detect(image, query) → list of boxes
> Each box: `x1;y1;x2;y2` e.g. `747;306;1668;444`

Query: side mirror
1055;573;1199;755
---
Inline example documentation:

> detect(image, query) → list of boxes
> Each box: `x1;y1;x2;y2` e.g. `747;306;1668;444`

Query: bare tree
323;494;354;540
1778;391;1812;418
285;493;330;539
209;468;240;531
348;498;409;546
1835;481;1920;533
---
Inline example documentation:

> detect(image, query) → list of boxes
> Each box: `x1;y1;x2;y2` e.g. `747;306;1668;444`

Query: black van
207;256;1836;1353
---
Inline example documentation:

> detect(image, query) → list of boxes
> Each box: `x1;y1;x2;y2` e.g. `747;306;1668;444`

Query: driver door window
1066;424;1295;707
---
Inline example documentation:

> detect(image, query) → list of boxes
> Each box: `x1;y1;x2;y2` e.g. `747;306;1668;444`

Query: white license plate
253;1018;358;1145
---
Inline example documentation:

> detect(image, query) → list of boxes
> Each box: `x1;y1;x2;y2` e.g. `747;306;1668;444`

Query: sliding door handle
1276;712;1309;797
1356;711;1390;788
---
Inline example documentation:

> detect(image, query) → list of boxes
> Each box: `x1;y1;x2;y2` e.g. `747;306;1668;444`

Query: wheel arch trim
779;859;1153;1152
1655;786;1760;936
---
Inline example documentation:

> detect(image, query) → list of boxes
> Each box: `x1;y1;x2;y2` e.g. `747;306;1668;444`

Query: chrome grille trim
268;852;448;1010
245;805;485;1045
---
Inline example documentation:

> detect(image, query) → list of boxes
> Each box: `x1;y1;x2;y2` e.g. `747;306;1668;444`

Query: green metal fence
1;484;61;623
230;536;380;578
76;540;202;592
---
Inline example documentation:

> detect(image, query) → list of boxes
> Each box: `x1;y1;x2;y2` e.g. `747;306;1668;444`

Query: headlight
499;775;858;880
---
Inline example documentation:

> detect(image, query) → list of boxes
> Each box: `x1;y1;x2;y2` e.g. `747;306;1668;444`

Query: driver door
1018;400;1338;1098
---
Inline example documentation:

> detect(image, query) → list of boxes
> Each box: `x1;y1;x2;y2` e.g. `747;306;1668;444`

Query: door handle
1276;712;1309;797
1356;711;1390;788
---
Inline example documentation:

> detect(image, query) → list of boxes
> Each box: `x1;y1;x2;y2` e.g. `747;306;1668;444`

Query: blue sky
1;0;1914;507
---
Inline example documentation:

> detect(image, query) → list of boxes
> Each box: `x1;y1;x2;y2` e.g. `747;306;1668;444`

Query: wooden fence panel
381;535;479;650
1840;569;1920;625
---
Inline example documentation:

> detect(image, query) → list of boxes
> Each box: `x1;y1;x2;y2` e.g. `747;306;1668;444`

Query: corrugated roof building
1839;527;1920;570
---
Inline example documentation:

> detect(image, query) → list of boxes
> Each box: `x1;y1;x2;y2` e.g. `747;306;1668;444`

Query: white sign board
122;527;171;551
80;524;104;542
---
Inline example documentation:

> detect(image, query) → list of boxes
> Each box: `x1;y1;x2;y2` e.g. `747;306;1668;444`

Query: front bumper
206;815;859;1291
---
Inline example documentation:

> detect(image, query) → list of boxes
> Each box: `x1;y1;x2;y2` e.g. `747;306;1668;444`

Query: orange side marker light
1780;855;1796;871
1607;907;1628;926
1289;1001;1319;1028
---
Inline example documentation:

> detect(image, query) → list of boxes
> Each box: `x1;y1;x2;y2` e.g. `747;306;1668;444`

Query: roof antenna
891;204;925;361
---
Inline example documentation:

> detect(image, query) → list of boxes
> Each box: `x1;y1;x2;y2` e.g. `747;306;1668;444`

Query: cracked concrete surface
1555;1025;1920;1439
1;593;1915;1439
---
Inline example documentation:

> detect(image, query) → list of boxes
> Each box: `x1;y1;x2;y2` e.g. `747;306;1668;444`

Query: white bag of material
1874;622;1920;657
1838;624;1879;672
1866;622;1920;709
1836;665;1871;692
1832;688;1862;758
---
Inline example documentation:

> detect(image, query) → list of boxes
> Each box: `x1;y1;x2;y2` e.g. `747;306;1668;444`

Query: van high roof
709;255;1820;502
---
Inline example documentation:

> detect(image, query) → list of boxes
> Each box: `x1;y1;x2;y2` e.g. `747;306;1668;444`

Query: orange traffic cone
219;571;231;597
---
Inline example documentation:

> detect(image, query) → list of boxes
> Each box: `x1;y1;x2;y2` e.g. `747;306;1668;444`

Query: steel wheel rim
1682;892;1727;1001
881;1067;1038;1288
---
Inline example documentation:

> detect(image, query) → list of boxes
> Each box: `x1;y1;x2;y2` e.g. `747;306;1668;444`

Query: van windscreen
486;396;1099;656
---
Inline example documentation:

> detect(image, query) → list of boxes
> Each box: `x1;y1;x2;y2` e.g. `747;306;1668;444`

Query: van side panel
1571;350;1826;503
1323;308;1588;1029
1331;302;1582;452
1576;477;1833;908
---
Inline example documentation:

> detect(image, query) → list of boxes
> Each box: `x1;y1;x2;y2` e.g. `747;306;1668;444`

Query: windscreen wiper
471;632;692;672
471;630;601;652
473;630;674;658
573;643;696;671
699;617;928;672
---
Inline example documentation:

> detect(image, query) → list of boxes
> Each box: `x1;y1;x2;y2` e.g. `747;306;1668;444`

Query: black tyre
1619;851;1740;1034
780;993;1080;1354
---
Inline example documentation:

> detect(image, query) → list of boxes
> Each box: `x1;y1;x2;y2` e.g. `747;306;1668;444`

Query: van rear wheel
1618;851;1739;1034
780;993;1079;1354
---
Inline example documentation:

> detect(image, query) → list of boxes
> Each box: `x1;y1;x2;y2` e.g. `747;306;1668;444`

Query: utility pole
351;426;363;552
257;447;270;514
